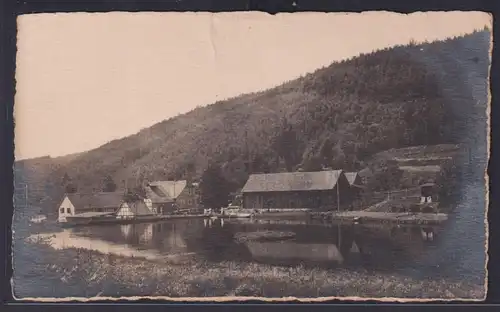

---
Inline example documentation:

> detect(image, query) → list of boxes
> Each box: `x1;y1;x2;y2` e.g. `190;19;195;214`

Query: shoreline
12;238;486;300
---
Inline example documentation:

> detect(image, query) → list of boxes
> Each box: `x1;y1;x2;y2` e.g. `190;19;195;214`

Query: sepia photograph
12;11;491;301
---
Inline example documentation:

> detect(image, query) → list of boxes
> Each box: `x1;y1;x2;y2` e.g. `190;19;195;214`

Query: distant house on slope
357;167;374;185
241;170;353;211
57;192;123;223
145;180;200;214
116;200;155;220
398;165;442;188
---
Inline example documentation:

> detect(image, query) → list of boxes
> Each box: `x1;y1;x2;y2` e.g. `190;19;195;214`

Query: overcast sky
14;11;491;160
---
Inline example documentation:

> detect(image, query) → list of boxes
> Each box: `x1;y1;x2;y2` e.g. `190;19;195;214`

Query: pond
19;216;480;280
11;180;486;299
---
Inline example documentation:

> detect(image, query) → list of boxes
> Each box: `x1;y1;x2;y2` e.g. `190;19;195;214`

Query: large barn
241;170;354;211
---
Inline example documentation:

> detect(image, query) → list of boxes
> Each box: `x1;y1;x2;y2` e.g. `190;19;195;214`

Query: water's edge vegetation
16;237;485;300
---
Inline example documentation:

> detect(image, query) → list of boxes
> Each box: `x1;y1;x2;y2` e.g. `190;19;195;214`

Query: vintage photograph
12;11;490;301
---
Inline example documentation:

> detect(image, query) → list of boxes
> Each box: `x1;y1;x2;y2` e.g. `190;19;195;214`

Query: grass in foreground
12;239;486;301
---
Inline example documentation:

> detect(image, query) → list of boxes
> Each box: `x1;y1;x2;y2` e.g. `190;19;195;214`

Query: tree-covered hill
14;29;490;215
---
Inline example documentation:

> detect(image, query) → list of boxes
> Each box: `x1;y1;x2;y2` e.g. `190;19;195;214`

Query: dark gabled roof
145;180;187;204
65;192;124;211
241;170;344;193
122;201;154;215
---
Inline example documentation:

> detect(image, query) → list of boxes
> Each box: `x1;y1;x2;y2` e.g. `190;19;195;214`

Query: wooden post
25;184;28;209
336;183;340;212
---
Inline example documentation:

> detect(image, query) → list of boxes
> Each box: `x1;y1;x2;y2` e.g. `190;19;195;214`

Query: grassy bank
13;239;485;300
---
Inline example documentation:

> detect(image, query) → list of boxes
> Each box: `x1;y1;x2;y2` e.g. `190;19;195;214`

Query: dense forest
14;29;490;215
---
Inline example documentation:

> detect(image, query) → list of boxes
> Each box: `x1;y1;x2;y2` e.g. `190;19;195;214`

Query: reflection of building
120;224;133;239
245;241;345;263
241;170;354;211
166;232;187;248
146;180;200;214
139;224;154;243
57;192;123;223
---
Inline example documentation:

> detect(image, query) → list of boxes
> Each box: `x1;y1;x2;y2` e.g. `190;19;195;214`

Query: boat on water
29;214;47;224
226;212;252;219
221;206;311;219
220;207;252;218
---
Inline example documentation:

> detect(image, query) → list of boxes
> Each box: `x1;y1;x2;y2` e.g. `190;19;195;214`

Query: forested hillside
14;29;490;215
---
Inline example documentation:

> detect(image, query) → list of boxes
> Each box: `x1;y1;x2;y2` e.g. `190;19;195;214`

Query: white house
57;192;123;223
58;196;76;223
116;200;155;220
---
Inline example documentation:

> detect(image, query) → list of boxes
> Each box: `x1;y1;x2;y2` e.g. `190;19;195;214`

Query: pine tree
61;172;78;193
102;175;117;192
272;117;300;171
123;185;146;202
199;163;231;209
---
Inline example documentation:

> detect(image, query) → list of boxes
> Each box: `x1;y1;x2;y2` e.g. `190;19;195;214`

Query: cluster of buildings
57;169;365;223
57;180;201;223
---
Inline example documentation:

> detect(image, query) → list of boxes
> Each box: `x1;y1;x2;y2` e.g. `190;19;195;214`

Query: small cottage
57;192;123;223
116;200;155;220
420;182;437;203
145;180;200;214
241;170;353;211
357;167;374;185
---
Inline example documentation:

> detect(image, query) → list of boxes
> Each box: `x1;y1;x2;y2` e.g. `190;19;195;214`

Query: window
60;208;64;214
66;208;71;214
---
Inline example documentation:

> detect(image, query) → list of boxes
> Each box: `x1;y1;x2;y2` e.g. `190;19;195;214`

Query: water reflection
139;224;153;244
204;217;225;228
120;224;132;239
50;218;443;272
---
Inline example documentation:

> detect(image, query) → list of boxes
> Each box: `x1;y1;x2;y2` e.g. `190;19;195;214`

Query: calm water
45;218;445;271
12;181;486;298
20;215;481;281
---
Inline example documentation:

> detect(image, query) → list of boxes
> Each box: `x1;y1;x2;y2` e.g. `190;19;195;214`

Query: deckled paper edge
12;296;488;303
482;11;493;302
